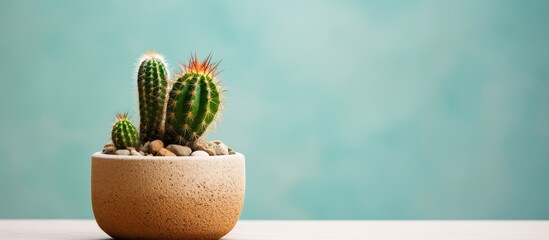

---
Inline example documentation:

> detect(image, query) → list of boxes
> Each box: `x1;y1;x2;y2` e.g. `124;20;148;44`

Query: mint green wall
1;0;548;219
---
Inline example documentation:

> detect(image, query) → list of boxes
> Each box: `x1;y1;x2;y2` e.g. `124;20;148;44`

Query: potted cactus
91;52;245;240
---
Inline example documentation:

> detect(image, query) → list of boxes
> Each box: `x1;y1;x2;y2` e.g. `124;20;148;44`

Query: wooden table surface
0;220;548;240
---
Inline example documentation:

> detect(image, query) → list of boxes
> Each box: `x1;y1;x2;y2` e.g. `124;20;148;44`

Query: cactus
111;113;139;149
137;52;169;143
165;54;222;145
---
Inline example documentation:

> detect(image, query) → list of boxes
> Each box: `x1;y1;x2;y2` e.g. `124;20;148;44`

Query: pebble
211;140;222;145
141;141;150;153
115;149;130;155
191;150;209;157
191;138;208;149
203;147;216;156
214;142;229;155
138;151;145;156
166;144;192;156
192;138;216;156
102;146;116;154
104;142;115;148
149;140;164;154
157;148;176;156
130;150;141;156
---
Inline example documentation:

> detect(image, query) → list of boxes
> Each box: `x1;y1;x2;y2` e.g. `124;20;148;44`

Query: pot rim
92;152;244;161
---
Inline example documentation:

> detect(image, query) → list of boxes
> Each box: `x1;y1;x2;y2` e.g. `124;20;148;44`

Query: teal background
1;0;548;219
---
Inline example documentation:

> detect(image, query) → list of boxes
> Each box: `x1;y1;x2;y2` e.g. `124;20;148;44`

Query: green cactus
137;52;169;143
165;54;222;145
111;113;139;149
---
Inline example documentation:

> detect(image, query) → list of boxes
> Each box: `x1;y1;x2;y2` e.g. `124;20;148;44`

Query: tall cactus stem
137;52;169;143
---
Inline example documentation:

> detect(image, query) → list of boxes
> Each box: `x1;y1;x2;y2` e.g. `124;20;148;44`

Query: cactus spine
111;113;139;149
166;54;222;145
137;52;169;143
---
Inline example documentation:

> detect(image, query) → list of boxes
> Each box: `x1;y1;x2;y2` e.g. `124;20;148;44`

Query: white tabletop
0;220;547;240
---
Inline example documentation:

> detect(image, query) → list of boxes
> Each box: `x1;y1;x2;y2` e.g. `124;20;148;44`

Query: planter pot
91;152;245;240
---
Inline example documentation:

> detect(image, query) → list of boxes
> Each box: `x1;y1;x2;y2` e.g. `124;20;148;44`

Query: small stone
127;147;136;151
102;146;116;154
141;141;151;153
192;138;216;155
191;150;209;157
147;153;153;156
150;140;164;154
104;142;115;148
139;151;145;156
115;149;130;155
130;150;141;156
228;147;236;155
166;144;192;156
157;148;176;156
211;140;222;145
191;138;208;149
203;147;216;156
214;143;229;155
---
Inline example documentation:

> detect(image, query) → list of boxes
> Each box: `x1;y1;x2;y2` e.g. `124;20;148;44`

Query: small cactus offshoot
165;54;223;145
111;113;139;149
137;52;169;143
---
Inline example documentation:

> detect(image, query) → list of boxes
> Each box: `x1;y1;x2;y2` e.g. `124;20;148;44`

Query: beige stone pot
91;152;245;240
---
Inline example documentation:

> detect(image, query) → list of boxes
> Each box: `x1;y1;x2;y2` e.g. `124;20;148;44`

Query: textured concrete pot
91;152;245;240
